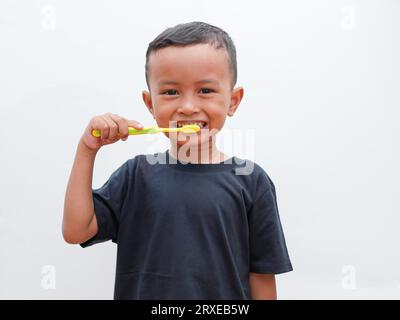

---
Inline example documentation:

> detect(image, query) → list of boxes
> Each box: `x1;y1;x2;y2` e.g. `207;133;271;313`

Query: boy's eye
199;88;214;94
163;89;178;95
161;88;214;95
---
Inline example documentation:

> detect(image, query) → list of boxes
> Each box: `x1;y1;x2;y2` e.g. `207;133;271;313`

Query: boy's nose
177;101;200;114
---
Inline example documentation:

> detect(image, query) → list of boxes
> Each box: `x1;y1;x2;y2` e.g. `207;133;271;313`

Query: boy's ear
227;86;244;117
142;90;155;118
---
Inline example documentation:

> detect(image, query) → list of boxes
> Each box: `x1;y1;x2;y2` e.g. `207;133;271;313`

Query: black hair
145;21;237;89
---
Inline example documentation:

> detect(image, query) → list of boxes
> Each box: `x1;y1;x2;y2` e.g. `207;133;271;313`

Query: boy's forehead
148;44;231;87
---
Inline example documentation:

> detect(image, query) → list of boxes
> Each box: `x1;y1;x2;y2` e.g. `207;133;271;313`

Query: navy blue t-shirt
81;150;293;299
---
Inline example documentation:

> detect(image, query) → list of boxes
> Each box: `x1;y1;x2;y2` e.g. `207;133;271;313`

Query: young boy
63;21;293;300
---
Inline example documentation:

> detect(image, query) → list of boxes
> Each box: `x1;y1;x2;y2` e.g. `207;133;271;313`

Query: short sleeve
248;175;293;274
80;161;130;248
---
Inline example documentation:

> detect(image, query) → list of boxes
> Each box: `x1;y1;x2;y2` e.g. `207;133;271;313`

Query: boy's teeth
176;121;206;128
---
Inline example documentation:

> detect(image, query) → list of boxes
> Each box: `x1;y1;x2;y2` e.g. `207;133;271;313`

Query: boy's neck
169;142;229;164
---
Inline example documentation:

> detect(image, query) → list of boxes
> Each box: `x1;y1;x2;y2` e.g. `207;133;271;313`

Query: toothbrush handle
129;127;182;134
91;126;186;137
91;127;157;138
128;127;158;135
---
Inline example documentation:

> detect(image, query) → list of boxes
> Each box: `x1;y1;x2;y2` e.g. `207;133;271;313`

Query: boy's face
142;44;244;148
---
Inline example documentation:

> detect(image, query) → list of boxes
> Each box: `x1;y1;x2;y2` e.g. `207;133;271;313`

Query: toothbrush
91;124;201;138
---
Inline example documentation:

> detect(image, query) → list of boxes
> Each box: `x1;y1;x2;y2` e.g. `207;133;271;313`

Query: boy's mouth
172;120;208;129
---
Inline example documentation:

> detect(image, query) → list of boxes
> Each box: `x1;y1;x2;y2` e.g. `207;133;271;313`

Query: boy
63;21;293;300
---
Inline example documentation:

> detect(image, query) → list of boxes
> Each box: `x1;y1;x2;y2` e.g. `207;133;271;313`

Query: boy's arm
62;113;143;244
249;273;277;300
62;141;99;244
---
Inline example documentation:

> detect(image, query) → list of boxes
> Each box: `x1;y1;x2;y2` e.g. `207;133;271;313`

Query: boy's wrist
77;139;99;158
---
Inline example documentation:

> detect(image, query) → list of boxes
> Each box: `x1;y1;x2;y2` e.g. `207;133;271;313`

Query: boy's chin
165;128;219;150
168;132;212;148
170;137;208;148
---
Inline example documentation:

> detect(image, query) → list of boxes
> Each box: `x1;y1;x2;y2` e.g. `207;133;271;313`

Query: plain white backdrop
0;0;399;299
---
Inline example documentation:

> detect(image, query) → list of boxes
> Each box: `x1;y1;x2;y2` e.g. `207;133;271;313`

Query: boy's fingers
95;117;109;140
102;115;118;140
91;114;143;142
127;120;144;130
109;114;129;139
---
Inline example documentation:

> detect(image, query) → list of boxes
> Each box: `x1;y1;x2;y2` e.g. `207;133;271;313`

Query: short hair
145;21;237;90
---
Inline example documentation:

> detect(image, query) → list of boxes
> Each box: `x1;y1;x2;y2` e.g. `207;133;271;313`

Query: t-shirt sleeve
80;161;130;248
248;172;293;274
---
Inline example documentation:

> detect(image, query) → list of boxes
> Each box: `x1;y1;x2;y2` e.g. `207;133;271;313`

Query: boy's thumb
128;120;143;129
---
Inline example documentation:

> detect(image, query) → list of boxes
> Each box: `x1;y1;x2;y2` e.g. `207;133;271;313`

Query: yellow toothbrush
91;124;201;138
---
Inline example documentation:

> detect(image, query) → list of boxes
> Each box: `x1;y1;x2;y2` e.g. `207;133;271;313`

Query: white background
0;0;399;299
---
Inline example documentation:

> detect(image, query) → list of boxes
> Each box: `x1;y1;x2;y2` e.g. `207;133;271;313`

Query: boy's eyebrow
158;79;219;86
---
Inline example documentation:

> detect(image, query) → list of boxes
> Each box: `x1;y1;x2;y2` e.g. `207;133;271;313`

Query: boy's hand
80;113;143;153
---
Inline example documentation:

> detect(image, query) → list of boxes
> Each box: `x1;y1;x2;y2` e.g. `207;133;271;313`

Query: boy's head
142;21;244;148
145;21;237;90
